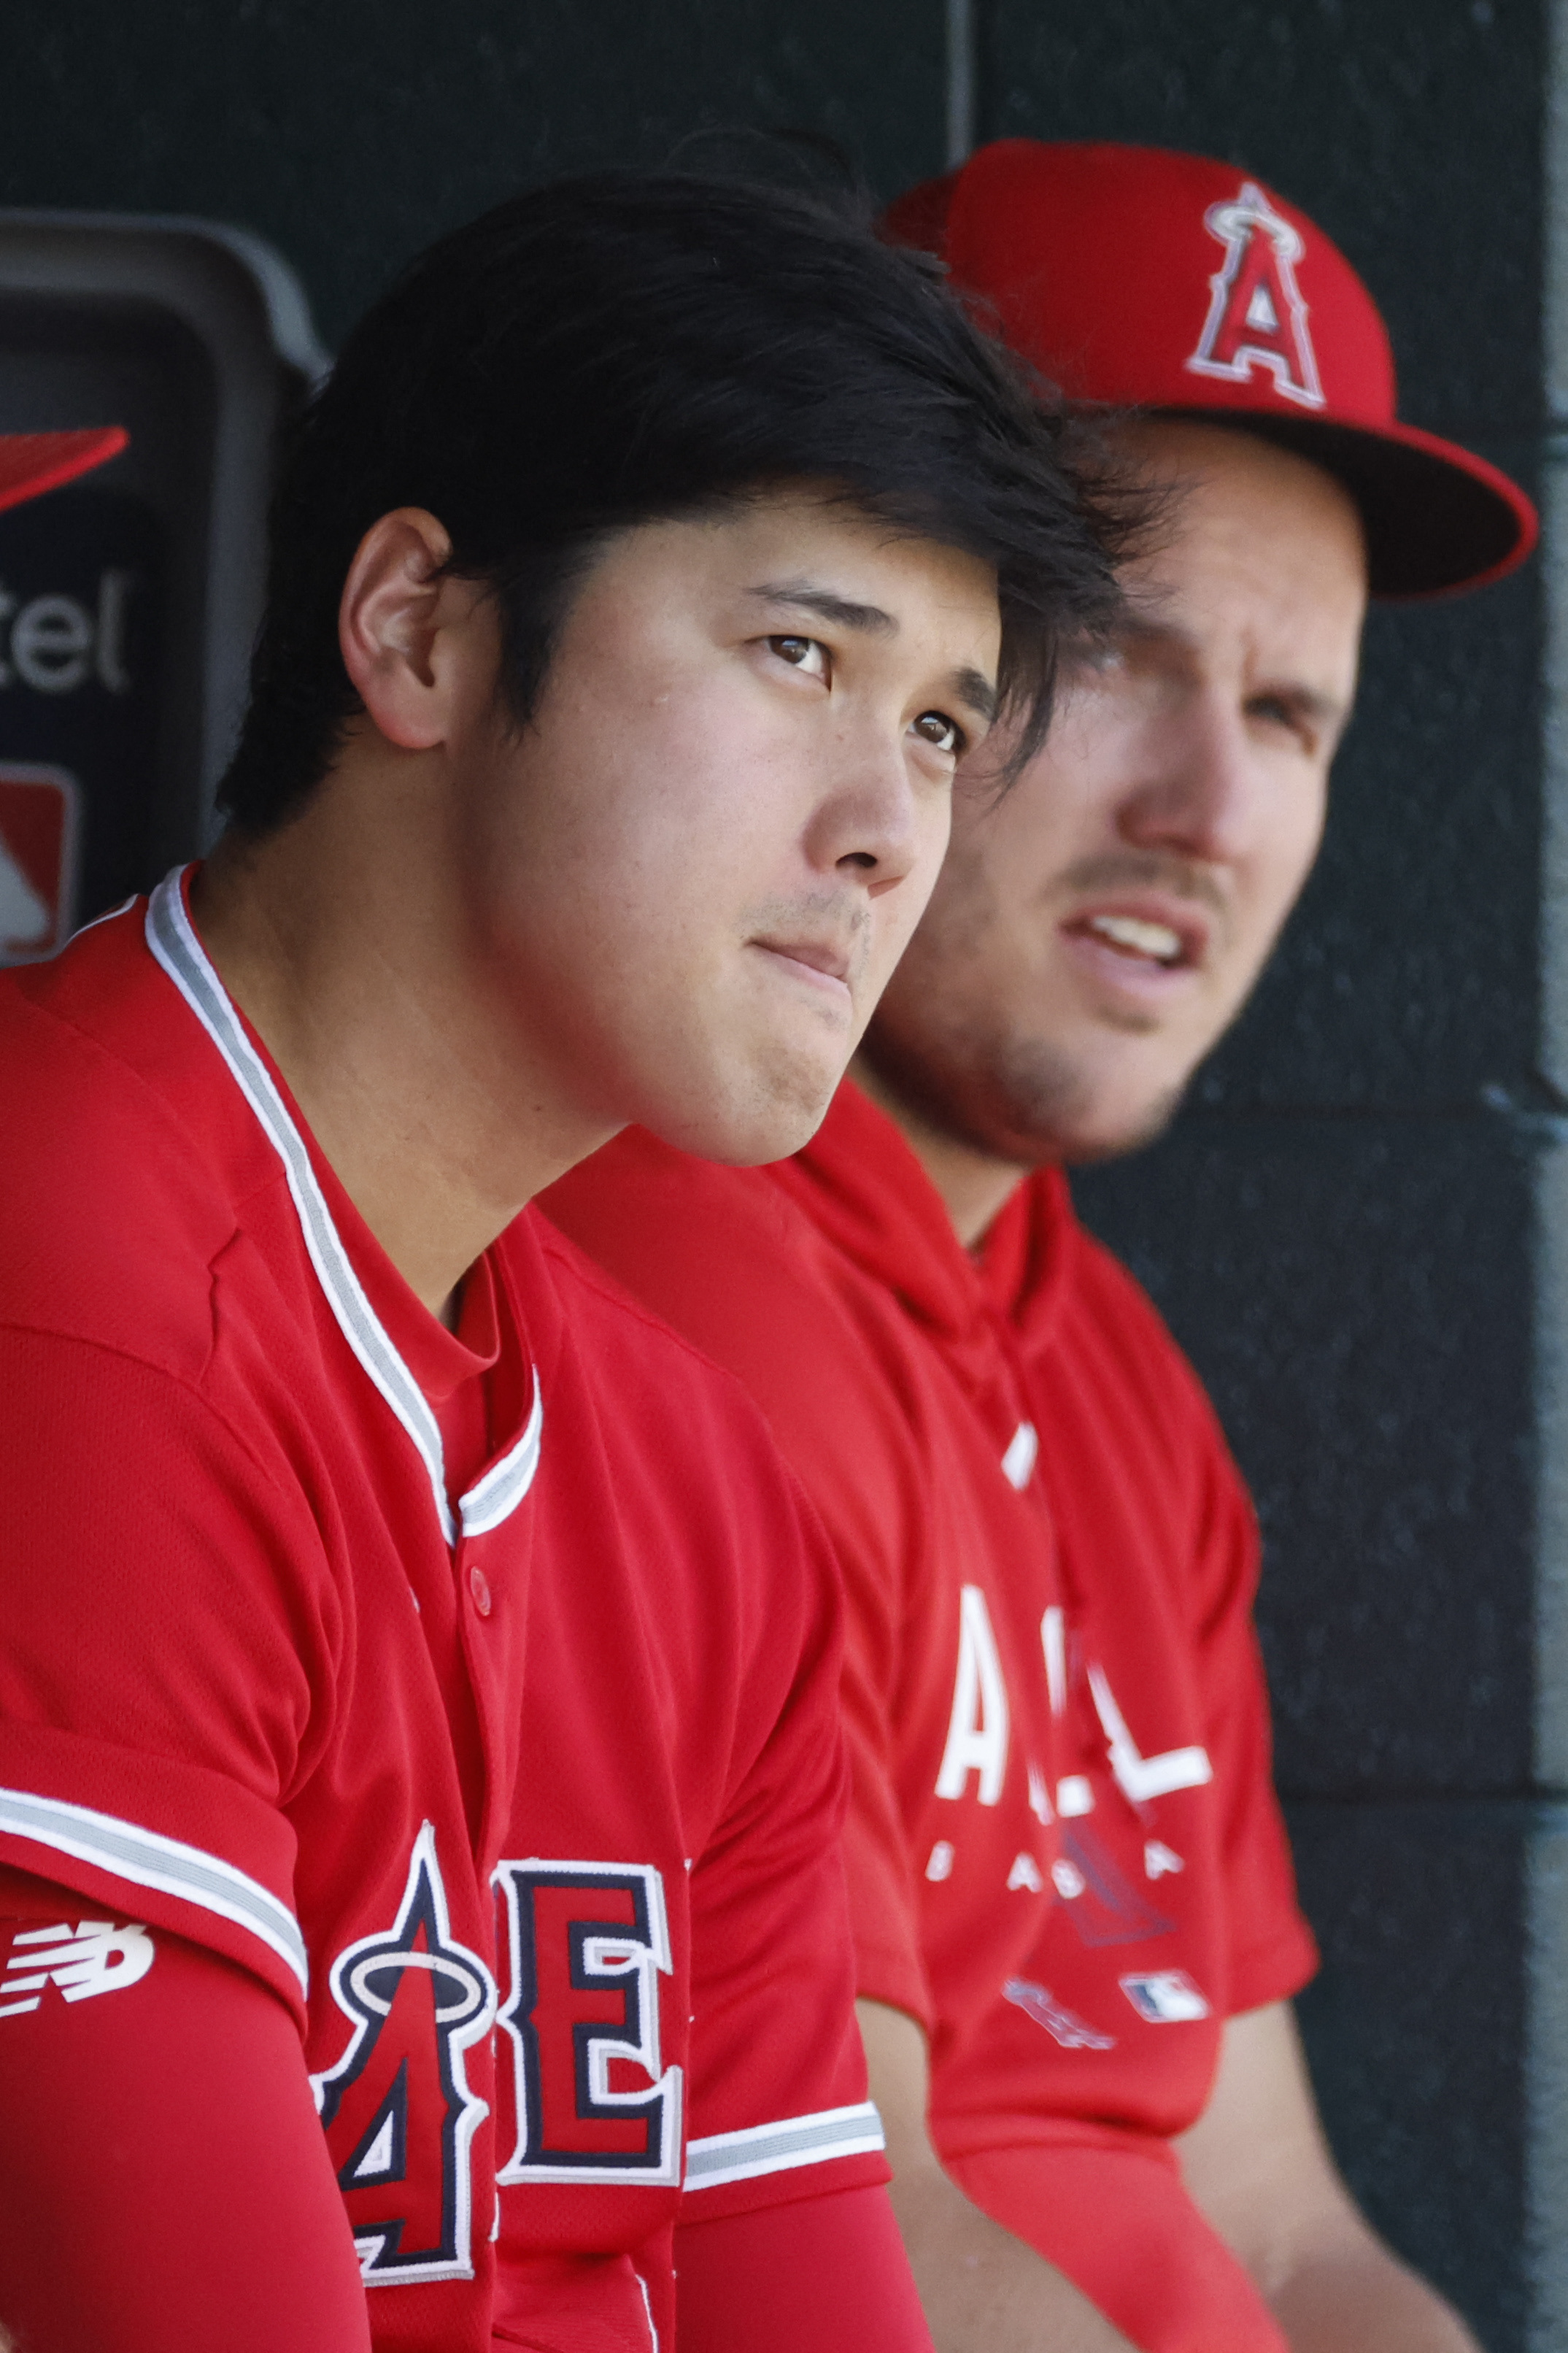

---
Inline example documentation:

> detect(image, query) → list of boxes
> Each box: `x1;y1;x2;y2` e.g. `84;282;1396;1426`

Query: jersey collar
776;1078;1075;1352
144;867;543;1544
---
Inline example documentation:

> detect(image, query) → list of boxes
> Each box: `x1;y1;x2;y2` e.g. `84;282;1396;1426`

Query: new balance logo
0;1919;155;2015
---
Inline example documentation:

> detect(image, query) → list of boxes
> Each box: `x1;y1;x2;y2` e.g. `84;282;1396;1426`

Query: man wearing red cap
545;141;1533;2353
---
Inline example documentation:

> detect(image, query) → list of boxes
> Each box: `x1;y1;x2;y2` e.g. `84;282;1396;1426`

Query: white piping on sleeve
683;2100;884;2190
0;1785;307;1992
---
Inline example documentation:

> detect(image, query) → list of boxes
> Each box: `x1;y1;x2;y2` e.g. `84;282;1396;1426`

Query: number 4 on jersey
312;1825;496;2284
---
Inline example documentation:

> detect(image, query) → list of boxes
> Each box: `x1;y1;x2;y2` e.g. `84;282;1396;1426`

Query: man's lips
1059;894;1214;982
750;935;855;999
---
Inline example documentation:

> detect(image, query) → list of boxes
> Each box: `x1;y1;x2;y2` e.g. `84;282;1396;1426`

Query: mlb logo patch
0;763;80;963
1119;1968;1211;2024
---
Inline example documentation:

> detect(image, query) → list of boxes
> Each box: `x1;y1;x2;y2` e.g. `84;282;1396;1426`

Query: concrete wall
0;3;1553;2341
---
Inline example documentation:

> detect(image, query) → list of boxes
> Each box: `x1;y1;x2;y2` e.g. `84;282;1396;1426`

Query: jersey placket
147;865;547;1879
449;1375;542;1874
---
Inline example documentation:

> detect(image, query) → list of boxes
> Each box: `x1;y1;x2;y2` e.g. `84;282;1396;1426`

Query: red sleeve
673;2186;932;2352
0;1866;368;2352
1067;1231;1320;2022
544;1140;935;2031
0;1330;323;2014
1185;1410;1318;2017
679;1449;892;2215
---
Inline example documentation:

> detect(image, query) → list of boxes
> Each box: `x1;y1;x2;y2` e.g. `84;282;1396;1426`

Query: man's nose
801;727;940;898
1115;697;1257;865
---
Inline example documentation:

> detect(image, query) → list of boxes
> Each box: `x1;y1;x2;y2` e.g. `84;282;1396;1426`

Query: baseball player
0;173;1125;2352
544;142;1536;2353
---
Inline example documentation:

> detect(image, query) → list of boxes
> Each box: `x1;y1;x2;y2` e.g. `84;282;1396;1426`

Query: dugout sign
0;213;326;961
0;485;162;953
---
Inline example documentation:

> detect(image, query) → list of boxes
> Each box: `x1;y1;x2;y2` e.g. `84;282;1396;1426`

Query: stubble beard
859;992;1190;1171
858;852;1194;1171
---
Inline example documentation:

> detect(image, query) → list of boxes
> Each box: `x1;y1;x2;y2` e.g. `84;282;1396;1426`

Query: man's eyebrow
1284;682;1352;731
949;666;999;725
1115;611;1350;732
749;580;997;723
1116;609;1197;656
746;579;897;635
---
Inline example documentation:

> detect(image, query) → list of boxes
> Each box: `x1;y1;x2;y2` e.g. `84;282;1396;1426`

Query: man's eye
1248;693;1310;746
911;710;962;755
770;635;829;679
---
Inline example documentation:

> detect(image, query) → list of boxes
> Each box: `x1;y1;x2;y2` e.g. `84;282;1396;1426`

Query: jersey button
468;1563;493;1618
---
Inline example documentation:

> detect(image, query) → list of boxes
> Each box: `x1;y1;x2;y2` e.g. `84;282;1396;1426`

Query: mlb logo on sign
0;764;80;963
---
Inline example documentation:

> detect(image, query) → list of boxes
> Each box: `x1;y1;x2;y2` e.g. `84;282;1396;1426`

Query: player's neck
849;1054;1030;1251
193;755;619;1321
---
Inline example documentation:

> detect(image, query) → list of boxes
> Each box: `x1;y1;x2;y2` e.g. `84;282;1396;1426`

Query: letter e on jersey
493;1860;682;2186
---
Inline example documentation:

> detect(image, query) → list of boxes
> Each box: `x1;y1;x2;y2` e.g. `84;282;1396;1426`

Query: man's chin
948;1080;1190;1171
1048;1082;1189;1167
643;1060;841;1171
858;1023;1194;1172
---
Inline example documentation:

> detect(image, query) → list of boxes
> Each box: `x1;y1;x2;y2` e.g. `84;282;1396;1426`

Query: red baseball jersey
544;1080;1320;2353
0;876;889;2353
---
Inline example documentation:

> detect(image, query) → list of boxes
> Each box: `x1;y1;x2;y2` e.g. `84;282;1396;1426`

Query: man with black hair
0;173;1121;2353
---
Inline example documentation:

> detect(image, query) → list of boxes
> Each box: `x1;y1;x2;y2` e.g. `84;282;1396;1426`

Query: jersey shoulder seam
4;981;285;1226
0;1319;313;1521
536;1216;797;1399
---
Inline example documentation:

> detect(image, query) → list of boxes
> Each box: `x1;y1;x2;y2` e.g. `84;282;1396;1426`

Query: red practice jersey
0;877;892;2353
545;1079;1321;2353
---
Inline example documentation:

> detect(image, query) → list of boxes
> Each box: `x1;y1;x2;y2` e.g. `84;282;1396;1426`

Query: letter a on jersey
312;1824;497;2284
935;1584;1011;1805
1186;180;1324;409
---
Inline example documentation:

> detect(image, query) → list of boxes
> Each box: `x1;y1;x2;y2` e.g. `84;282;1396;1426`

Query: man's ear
338;507;488;751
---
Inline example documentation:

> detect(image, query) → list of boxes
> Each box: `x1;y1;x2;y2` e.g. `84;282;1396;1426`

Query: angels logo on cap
1187;181;1324;412
881;139;1537;599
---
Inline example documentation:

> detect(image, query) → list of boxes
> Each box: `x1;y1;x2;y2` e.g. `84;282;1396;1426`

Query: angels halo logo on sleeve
0;763;80;963
1186;179;1325;411
311;1824;498;2286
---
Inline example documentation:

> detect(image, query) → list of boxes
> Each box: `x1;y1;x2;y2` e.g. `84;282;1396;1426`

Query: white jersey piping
460;1381;544;1537
0;1785;309;1992
682;2099;885;2190
145;869;542;1544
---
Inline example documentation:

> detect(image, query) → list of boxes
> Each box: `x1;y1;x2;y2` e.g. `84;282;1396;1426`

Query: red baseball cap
885;140;1537;599
0;426;127;518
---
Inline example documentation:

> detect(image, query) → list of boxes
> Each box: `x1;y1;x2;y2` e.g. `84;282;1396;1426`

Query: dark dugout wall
1002;15;1559;2352
0;3;1556;2343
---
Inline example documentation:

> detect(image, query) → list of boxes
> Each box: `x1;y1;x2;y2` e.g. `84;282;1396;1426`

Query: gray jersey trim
0;1785;309;1992
682;2100;885;2190
460;1381;544;1536
146;869;542;1544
